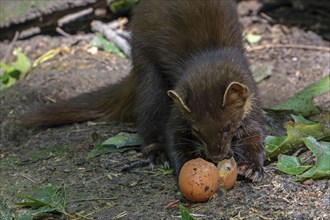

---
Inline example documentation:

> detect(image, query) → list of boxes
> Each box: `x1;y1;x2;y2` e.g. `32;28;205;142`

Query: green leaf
87;132;140;159
0;62;18;88
275;155;312;175
295;137;330;181
272;76;330;116
1;49;31;89
102;132;140;147
90;34;125;57
15;184;67;219
109;0;139;13
156;168;174;175
250;63;272;83
12;49;31;78
245;33;262;44
179;204;196;220
0;70;10;84
16;195;48;207
0;62;12;73
265;135;287;156
16;206;57;220
32;48;60;67
87;144;121;159
264;114;330;158
291;114;316;125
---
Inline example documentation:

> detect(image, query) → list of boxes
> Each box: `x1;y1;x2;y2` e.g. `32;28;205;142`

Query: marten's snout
210;155;223;163
207;143;231;163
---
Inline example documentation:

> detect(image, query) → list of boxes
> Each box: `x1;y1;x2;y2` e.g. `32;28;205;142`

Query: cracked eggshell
178;158;220;202
217;157;238;190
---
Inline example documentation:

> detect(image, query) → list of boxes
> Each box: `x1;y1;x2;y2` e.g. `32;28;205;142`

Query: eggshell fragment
178;158;220;202
217;157;238;190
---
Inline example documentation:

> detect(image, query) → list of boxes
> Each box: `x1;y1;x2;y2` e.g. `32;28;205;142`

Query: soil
0;1;329;219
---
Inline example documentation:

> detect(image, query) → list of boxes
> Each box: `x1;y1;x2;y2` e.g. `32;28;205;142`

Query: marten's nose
211;155;223;163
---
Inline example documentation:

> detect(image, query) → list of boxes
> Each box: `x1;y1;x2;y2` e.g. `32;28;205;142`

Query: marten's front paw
237;162;264;182
142;142;169;168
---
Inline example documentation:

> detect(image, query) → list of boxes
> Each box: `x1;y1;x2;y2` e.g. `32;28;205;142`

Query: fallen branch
107;18;131;40
0;0;111;40
91;20;131;57
56;27;72;38
107;17;128;30
246;44;330;52
58;8;94;27
115;29;131;40
67;197;117;203
2;31;19;63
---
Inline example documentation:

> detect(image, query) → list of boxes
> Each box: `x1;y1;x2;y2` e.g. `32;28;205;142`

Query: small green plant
15;184;73;219
179;204;196;220
271;76;329;116
109;0;139;14
87;132;140;159
90;34;125;57
245;33;262;44
32;48;61;67
156;167;174;175
275;137;330;181
1;49;31;89
264;76;330;181
265;114;329;158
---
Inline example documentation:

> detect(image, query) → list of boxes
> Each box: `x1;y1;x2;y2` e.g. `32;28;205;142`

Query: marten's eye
223;125;230;133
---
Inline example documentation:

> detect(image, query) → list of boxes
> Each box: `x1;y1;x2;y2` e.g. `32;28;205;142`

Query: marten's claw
121;159;151;172
246;168;264;182
147;156;170;171
238;162;264;182
142;142;169;167
162;161;171;170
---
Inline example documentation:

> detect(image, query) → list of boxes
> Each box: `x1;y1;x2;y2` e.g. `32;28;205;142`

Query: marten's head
168;80;252;163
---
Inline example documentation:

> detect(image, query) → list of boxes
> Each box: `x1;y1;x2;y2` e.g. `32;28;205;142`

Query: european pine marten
24;0;265;181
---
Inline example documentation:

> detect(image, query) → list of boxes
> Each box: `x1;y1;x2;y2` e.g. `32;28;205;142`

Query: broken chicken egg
178;157;238;202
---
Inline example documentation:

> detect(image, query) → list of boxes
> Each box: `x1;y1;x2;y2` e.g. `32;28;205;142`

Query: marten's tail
22;72;136;127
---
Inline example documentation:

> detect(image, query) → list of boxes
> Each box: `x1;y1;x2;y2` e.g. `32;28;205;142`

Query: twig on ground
259;12;274;22
246;44;330;52
250;208;274;220
67;197;117;204
106;18;131;40
279;196;291;204
107;17;128;30
74;213;93;220
58;8;93;27
164;200;180;209
91;20;131;57
19;173;37;184
114;29;131;40
113;211;128;219
74;206;111;220
3;31;19;63
18;27;41;39
56;27;72;38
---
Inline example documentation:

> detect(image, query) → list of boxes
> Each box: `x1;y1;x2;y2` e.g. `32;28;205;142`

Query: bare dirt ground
0;1;329;219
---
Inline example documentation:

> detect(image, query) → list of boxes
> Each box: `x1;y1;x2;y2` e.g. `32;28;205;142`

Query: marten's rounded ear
167;90;192;113
222;82;249;107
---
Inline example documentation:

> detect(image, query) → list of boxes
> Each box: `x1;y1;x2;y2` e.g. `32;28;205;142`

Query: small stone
303;179;314;185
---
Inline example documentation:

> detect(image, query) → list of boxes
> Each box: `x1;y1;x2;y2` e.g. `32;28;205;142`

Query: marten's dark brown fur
23;0;265;181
